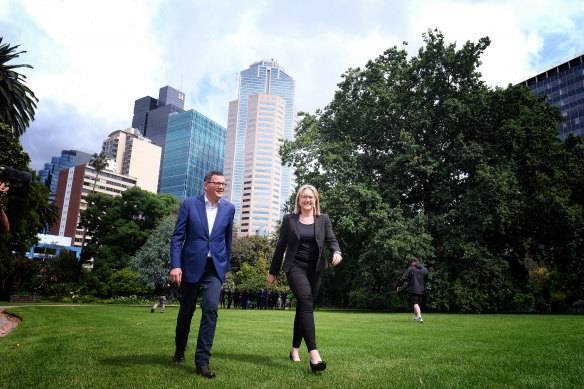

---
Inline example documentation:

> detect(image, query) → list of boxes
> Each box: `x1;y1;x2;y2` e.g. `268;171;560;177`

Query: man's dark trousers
175;258;222;366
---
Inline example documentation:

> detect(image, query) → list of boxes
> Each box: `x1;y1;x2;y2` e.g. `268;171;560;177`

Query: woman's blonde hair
293;184;321;215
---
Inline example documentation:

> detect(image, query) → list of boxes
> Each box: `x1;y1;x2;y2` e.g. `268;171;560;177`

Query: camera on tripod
0;166;32;197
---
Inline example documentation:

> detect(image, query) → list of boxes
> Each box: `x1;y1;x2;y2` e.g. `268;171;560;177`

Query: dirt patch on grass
0;308;21;337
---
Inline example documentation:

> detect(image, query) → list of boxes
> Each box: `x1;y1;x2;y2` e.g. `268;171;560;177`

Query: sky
2;0;584;171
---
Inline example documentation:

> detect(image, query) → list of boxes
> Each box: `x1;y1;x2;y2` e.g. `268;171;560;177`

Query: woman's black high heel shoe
310;360;326;373
289;351;300;362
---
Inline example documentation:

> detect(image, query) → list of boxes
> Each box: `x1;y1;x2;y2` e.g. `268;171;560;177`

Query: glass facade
160;110;226;201
521;54;584;139
38;150;92;199
224;59;296;234
131;86;185;191
131;96;158;134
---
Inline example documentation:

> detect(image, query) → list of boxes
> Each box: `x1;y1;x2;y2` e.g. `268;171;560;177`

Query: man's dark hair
411;257;421;264
204;170;224;182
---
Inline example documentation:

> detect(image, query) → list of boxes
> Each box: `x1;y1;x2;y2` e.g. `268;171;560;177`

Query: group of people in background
219;287;289;310
166;170;431;379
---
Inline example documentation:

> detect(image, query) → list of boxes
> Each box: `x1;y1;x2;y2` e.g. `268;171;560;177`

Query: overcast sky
2;0;583;171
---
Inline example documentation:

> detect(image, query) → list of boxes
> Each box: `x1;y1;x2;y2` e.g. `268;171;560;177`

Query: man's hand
170;268;182;285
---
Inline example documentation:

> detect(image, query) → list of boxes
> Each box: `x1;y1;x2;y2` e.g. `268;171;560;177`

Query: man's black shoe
173;353;185;363
196;365;216;378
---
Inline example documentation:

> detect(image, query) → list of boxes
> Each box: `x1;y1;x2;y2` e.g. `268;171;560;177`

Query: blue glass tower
160;110;226;201
521;54;584;139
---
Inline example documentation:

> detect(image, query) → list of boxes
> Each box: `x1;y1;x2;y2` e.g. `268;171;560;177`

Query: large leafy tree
79;186;177;270
281;29;584;312
0;37;38;136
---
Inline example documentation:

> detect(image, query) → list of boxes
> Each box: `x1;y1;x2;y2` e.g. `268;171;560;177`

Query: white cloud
2;0;583;171
18;0;163;119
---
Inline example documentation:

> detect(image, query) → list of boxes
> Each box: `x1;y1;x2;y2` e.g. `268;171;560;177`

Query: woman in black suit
267;184;342;373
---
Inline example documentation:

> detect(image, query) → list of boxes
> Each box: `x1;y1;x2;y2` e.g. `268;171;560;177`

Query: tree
0;37;38;136
281;29;584;312
129;213;177;288
235;254;272;291
79;186;177;269
110;268;145;297
88;152;108;193
0;123;60;294
229;234;274;276
28;249;82;298
78;267;112;298
80;151;109;249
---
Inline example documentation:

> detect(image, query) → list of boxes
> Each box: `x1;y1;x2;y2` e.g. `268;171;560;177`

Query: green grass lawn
1;305;582;388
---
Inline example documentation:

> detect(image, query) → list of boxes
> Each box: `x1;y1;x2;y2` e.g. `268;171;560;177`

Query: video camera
0;166;32;197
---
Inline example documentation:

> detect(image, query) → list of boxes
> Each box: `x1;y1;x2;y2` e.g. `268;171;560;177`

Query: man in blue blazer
170;170;235;379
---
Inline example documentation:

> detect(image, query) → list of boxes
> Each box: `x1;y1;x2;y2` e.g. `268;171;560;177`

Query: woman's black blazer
269;213;341;275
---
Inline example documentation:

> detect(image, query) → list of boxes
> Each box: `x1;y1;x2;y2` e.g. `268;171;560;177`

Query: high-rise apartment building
38;150;92;198
101;128;161;193
224;59;297;235
159;109;226;201
49;164;136;248
520;53;584;139
131;86;185;191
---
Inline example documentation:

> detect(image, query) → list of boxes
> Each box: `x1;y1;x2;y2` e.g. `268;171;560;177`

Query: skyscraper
101;128;162;193
49;164;137;248
224;59;297;235
38;150;92;198
520;53;584;139
159;109;226;201
131;86;185;191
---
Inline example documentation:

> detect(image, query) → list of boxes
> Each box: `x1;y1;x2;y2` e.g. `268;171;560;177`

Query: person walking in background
170;170;235;379
151;275;170;313
267;184;343;373
396;257;432;323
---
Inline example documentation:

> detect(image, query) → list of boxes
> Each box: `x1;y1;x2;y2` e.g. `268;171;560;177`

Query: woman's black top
293;222;319;270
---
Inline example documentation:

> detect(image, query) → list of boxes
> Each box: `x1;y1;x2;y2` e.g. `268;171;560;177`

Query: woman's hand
267;273;276;287
332;252;342;266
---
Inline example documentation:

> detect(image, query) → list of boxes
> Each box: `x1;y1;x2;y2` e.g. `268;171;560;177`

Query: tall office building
49;164;136;248
224;59;297;235
159;109;226;201
38;150;92;198
101;128;162;193
520;53;584;139
131;86;185;190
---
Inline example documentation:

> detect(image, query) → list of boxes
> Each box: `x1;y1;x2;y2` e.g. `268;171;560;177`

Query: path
0;306;21;337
